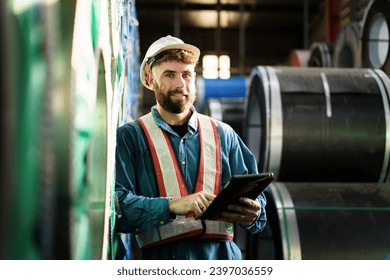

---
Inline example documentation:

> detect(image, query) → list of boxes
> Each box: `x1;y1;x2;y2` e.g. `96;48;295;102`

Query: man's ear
146;72;155;90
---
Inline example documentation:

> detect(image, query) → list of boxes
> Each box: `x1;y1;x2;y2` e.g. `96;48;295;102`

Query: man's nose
174;75;186;89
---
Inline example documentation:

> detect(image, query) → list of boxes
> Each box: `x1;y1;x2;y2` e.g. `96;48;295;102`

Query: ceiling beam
135;1;318;13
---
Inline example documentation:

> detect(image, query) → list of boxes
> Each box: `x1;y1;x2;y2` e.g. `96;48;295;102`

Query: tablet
201;172;274;220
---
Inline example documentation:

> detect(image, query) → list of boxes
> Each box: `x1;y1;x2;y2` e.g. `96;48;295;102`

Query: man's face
151;61;197;114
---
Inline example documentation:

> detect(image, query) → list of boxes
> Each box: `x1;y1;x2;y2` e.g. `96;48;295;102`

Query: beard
155;85;196;114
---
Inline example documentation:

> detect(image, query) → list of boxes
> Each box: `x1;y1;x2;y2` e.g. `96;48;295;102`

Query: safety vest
136;111;234;249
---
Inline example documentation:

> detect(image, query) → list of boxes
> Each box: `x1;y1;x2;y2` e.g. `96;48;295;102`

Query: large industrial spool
244;182;390;260
333;22;362;68
0;0;11;260
69;0;121;260
0;1;75;260
307;42;333;67
361;0;390;76
243;66;390;182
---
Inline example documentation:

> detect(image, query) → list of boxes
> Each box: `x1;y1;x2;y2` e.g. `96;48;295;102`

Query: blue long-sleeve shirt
115;106;267;259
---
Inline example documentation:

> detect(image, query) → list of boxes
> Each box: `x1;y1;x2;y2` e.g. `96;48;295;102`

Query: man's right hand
168;191;216;219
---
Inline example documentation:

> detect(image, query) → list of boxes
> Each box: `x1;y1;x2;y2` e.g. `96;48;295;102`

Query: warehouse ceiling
135;0;327;75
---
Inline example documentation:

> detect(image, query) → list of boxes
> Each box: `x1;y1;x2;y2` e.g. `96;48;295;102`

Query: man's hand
221;197;261;226
169;191;216;219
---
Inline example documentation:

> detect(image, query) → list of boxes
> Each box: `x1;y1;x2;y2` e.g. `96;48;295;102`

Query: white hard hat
140;35;200;90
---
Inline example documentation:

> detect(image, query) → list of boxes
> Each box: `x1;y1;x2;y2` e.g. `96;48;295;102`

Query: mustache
168;88;188;95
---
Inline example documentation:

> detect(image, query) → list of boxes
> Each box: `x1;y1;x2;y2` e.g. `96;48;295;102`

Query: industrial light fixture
202;55;219;79
202;54;230;79
219;55;230;79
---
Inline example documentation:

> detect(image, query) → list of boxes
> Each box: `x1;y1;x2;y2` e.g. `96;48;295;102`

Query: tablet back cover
201;172;274;220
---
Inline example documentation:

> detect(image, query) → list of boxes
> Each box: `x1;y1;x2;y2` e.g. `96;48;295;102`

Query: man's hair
149;49;198;69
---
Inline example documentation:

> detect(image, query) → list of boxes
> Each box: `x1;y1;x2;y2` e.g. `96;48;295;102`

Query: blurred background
1;0;390;260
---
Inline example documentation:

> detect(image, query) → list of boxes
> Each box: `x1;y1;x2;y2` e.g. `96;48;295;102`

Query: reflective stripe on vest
136;112;233;248
135;218;234;249
138;112;221;196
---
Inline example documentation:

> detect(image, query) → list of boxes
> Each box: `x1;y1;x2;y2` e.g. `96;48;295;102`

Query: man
115;35;267;260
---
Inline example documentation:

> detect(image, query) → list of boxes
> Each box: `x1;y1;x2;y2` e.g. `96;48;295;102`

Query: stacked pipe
361;0;390;76
307;42;333;67
242;66;390;260
258;0;390;259
308;0;390;78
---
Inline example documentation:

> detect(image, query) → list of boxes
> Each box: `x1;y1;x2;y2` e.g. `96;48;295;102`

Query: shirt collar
151;105;199;135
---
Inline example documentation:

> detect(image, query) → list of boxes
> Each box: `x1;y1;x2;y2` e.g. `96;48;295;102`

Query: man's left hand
220;197;261;226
